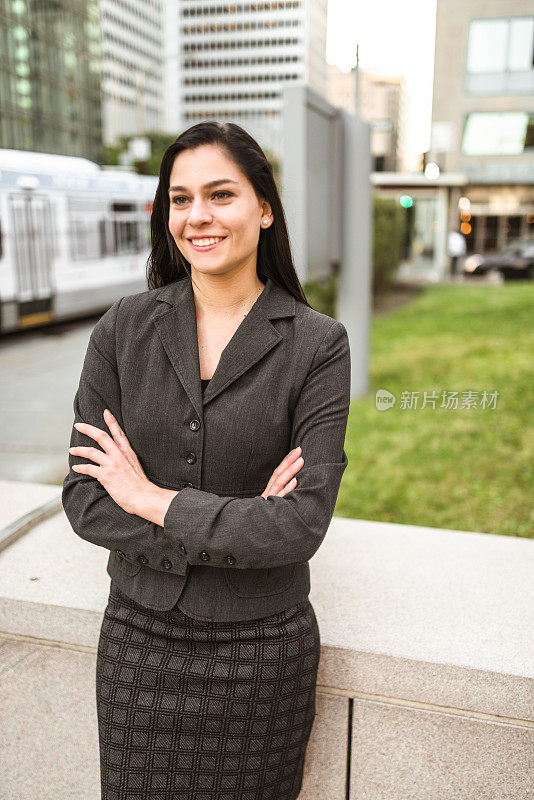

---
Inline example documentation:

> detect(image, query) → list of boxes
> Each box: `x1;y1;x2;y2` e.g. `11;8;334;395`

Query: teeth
190;237;225;246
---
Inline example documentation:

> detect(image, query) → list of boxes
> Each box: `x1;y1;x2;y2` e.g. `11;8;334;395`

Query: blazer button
200;551;210;562
185;452;196;464
179;542;187;554
189;419;201;431
115;549;125;558
183;481;194;489
137;554;149;565
161;559;173;570
225;554;236;565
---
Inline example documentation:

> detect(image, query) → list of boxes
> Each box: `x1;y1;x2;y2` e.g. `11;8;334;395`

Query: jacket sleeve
164;319;351;569
61;298;189;577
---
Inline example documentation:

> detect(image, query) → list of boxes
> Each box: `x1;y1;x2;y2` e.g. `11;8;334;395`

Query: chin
191;264;229;276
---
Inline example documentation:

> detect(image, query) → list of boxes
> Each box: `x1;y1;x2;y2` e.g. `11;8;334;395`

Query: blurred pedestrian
448;229;466;279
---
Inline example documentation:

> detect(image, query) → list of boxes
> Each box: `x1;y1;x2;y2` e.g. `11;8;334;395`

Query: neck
191;268;265;320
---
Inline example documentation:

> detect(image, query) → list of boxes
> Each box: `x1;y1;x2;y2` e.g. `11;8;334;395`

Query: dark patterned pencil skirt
95;581;321;800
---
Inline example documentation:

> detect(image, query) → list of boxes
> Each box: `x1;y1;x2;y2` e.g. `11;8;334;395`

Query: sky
326;0;438;171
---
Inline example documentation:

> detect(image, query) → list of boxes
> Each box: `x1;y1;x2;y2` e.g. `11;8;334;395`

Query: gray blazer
62;275;351;621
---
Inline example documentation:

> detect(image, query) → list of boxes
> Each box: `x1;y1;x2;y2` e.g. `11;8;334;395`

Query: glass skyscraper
0;0;103;161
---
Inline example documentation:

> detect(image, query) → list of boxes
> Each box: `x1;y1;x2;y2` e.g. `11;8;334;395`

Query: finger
103;409;137;458
276;456;304;487
68;446;106;466
71;464;102;479
103;409;127;440
269;447;302;484
73;421;116;453
277;477;297;497
103;409;144;473
263;475;297;499
263;449;302;496
266;457;303;495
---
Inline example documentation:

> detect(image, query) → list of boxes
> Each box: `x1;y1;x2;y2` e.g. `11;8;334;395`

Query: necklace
241;281;265;317
192;279;265;321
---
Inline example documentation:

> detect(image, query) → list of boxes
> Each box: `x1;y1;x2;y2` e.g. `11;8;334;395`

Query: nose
187;197;213;227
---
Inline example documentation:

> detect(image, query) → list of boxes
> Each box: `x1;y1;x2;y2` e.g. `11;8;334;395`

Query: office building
327;63;406;172
166;0;329;156
100;0;165;147
0;0;103;161
429;0;534;253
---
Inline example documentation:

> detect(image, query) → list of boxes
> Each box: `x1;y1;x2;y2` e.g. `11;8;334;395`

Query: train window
112;201;141;255
112;202;136;213
66;199;151;260
113;219;138;254
68;197;107;261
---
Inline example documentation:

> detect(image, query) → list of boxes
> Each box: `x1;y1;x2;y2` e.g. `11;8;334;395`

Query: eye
170;191;233;205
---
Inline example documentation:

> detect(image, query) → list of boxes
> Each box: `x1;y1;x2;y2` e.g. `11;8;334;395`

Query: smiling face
167;143;272;279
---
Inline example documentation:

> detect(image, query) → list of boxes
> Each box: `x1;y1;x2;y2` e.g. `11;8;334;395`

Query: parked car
463;238;534;280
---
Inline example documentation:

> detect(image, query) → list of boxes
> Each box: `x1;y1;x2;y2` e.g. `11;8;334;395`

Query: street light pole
354;43;360;115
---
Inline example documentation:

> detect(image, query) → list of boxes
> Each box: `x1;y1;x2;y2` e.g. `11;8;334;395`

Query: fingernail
294;446;301;454
296;456;303;464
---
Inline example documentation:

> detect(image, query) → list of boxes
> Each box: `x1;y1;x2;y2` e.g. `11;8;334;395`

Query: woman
62;121;351;799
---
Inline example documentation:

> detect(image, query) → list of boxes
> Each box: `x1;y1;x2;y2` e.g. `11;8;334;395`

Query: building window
506;215;522;242
466;16;534;94
461;111;534;156
483;215;499;252
467;16;533;73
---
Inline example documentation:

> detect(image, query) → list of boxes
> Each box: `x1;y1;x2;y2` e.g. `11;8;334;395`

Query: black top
201;378;210;393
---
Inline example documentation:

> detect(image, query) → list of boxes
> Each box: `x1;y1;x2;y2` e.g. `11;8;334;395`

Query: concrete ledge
0;479;532;800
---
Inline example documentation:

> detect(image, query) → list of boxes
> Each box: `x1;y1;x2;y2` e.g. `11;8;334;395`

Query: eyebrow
168;178;239;194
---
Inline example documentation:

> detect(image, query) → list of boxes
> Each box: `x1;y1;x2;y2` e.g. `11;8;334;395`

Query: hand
261;447;304;499
69;409;152;515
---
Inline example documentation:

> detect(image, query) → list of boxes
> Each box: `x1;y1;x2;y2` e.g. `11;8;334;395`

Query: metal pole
354;44;360;115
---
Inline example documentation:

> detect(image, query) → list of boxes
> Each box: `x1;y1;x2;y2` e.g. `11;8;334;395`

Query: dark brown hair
146;120;310;307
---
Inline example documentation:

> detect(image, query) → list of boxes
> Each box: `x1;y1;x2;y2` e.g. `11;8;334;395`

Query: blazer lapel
153;275;296;415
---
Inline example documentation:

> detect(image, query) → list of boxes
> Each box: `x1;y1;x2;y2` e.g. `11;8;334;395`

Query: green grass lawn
336;281;534;538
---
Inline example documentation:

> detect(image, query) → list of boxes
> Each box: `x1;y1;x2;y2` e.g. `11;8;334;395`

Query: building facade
0;0;103;162
99;0;165;147
326;63;406;172
166;0;329;156
429;0;534;254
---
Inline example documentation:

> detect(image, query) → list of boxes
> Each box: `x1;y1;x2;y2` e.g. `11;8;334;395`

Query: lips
187;236;227;242
187;236;228;252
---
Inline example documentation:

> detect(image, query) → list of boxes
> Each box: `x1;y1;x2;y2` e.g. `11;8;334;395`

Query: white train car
0;148;158;333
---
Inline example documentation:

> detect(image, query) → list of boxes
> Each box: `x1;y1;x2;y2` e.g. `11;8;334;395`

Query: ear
260;201;273;222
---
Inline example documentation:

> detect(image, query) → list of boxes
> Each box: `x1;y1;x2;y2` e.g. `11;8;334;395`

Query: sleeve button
116;549;125;558
225;555;236;565
200;551;210;562
161;559;173;570
137;554;149;565
179;542;187;554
